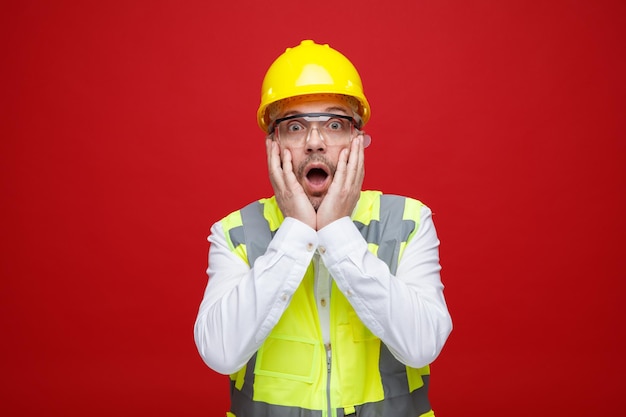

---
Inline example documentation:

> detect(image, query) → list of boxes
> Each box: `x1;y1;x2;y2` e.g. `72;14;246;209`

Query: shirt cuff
317;216;366;266
269;217;320;256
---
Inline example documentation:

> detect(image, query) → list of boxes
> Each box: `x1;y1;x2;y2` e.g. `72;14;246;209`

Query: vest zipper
326;343;332;417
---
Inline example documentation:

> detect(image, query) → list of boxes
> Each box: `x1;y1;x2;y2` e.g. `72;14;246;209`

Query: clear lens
275;113;354;146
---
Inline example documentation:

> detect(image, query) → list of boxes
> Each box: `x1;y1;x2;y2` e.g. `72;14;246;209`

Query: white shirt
194;204;452;375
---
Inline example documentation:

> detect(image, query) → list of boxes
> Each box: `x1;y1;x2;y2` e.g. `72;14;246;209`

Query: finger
281;148;293;179
355;134;365;185
332;148;349;188
267;140;286;189
282;148;304;189
344;136;361;186
267;140;278;173
266;138;274;169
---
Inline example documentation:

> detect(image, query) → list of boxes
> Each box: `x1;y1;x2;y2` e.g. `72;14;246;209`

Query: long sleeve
194;217;318;375
318;205;452;368
195;204;452;374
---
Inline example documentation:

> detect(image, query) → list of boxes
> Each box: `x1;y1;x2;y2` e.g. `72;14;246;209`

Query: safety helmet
257;40;371;132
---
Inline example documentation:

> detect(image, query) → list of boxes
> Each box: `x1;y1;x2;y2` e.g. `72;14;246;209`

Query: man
194;40;452;417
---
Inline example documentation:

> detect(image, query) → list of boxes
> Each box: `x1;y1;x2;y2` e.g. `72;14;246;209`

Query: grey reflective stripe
231;384;323;417
242;353;256;399
355;377;431;417
228;201;274;266
354;195;416;275
230;352;323;417
228;226;245;251
377;344;431;415
232;379;430;417
240;202;274;265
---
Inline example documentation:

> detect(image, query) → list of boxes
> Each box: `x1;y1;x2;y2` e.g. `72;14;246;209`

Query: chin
308;195;324;211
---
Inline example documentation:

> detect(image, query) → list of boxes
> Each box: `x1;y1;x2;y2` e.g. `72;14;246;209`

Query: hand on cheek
316;135;365;229
266;139;316;230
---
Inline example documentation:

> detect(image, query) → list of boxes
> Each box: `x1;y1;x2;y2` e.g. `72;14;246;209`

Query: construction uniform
195;191;452;416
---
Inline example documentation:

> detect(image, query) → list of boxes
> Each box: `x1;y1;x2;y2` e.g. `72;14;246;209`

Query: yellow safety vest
220;191;435;417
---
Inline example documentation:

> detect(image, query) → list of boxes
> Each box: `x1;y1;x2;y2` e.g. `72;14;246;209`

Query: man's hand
266;138;317;229
316;134;365;230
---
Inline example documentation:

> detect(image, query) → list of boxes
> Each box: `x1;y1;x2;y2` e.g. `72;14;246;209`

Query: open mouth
303;164;331;195
306;167;329;185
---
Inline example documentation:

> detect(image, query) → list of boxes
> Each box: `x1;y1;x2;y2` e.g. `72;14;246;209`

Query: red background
2;1;625;416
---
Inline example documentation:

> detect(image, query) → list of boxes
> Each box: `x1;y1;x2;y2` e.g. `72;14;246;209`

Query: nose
305;127;326;153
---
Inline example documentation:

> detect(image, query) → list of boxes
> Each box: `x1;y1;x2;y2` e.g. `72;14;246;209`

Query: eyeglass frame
267;112;363;144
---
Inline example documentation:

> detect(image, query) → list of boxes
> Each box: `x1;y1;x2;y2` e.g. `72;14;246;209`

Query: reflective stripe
228;390;432;417
354;194;416;275
230;382;323;417
228;199;279;266
355;376;431;416
228;226;246;254
378;344;431;414
241;201;273;265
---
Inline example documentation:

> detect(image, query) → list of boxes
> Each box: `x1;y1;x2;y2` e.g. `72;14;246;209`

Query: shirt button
318;246;326;254
320;298;327;307
346;290;354;297
280;293;288;301
306;243;314;251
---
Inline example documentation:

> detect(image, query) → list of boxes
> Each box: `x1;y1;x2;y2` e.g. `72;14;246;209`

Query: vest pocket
254;334;320;383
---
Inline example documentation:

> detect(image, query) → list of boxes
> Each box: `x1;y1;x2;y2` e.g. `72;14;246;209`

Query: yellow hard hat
257;40;371;132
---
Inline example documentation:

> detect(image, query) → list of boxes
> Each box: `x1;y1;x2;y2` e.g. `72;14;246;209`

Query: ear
362;134;372;148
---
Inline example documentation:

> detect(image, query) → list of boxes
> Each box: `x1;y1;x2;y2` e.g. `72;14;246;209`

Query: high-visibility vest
220;190;435;417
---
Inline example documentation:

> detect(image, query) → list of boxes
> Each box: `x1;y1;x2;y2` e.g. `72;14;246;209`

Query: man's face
272;96;356;210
